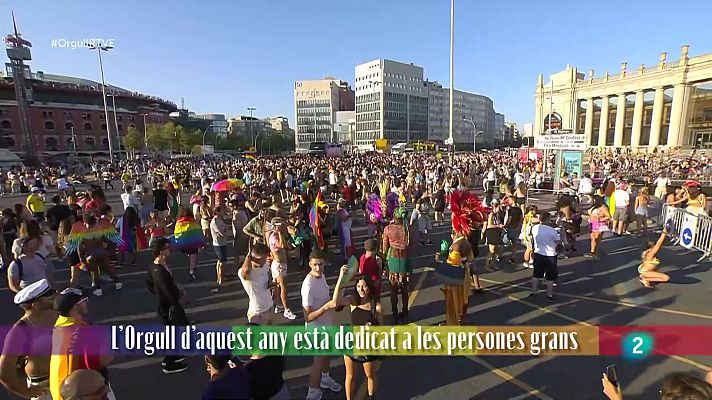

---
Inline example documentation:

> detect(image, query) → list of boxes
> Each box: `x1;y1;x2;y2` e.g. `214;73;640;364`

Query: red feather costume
449;190;490;235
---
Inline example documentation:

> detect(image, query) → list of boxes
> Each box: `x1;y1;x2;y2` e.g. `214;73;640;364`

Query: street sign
536;134;586;150
679;213;698;249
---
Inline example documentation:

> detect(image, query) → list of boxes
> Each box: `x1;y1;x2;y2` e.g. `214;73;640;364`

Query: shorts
213;245;228;262
387;256;410;274
533;253;558;281
271;260;287;280
201;219;211;230
506;228;519;243
485;228;504;245
157;209;169;219
613;208;628;222
247;308;273;325
635;207;648;217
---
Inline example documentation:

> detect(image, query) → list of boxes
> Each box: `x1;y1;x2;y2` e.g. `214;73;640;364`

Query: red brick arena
0;70;176;161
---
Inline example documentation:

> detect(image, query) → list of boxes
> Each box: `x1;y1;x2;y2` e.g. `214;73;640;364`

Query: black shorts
533;253;558;281
485;228;504;245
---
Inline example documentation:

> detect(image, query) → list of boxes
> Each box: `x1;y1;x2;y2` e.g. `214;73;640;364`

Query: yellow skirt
444;267;472;325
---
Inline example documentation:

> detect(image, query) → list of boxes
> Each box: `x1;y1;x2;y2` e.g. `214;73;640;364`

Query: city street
0;187;710;399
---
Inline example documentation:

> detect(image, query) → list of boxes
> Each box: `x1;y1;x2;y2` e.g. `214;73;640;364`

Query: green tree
145;124;170;151
122;126;143;159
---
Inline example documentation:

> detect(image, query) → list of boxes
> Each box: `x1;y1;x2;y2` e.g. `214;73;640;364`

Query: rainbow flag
118;216;148;253
171;216;204;252
245;153;255;160
309;192;326;249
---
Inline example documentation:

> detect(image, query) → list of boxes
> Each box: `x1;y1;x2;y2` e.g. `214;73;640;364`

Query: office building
334;110;355;149
294;79;354;151
534;45;712;151
425;80;499;149
354;59;428;149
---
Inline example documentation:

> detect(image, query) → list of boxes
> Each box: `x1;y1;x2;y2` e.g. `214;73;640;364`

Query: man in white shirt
530;213;560;303
612;183;631;236
301;250;344;400
578;173;594;203
120;185;141;212
238;244;274;325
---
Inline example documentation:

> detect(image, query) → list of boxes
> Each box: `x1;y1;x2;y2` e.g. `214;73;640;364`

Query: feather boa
385;192;400;220
366;193;382;224
450;190;490;236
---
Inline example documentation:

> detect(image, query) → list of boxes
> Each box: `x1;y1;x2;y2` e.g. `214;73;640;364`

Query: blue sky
2;0;711;127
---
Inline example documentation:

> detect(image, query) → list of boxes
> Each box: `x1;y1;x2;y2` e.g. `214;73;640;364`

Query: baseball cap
14;279;55;305
31;187;40;193
54;287;89;317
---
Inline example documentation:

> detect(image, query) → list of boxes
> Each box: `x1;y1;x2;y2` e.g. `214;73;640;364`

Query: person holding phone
238;244;275;325
602;365;621;400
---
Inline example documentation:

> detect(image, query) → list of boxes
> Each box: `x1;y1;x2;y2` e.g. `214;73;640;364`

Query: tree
122;126;143;159
145;124;170;151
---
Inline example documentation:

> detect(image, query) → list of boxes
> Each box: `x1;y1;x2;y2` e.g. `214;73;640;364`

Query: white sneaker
320;374;342;392
274;305;284;314
305;387;323;400
115;282;123;290
92;288;103;296
283;309;297;320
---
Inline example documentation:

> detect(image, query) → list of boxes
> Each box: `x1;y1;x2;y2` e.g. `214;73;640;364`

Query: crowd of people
0;148;709;399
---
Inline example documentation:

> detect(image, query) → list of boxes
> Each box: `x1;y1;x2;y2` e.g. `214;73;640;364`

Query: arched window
0;120;11;129
45;137;58;151
85;137;95;149
65;122;74;131
45;121;55;130
66;137;74;148
129;124;136;130
5;137;15;148
101;138;109;147
101;123;107;132
117;124;123;132
83;122;92;131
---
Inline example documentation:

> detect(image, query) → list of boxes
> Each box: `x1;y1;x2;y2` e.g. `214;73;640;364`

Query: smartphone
606;364;619;387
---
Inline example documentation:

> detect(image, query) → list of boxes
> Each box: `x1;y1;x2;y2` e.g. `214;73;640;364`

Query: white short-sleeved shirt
613;189;630;208
532;224;560;257
239;262;273;316
301;274;333;327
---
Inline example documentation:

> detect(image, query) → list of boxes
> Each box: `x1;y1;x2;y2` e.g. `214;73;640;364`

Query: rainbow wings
64;218;124;257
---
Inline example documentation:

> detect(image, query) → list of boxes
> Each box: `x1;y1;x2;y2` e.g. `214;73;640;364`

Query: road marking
465;356;554;400
479;277;712;321
487;287;712;373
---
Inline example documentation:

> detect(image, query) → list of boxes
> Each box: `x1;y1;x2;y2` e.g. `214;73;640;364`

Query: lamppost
201;123;217;148
142;114;148;156
107;94;120;157
247;107;256;149
463;117;483;153
87;43;114;161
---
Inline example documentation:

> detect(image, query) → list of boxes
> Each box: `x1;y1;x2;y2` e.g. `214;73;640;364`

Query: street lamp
88;43;114;161
202;123;218;148
107;94;120;157
247;107;256;148
463;117;484;153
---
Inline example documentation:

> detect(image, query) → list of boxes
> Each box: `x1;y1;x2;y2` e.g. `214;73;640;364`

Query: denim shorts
213;245;228;262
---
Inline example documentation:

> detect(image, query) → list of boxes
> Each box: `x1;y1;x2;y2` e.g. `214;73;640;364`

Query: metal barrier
659;204;712;262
